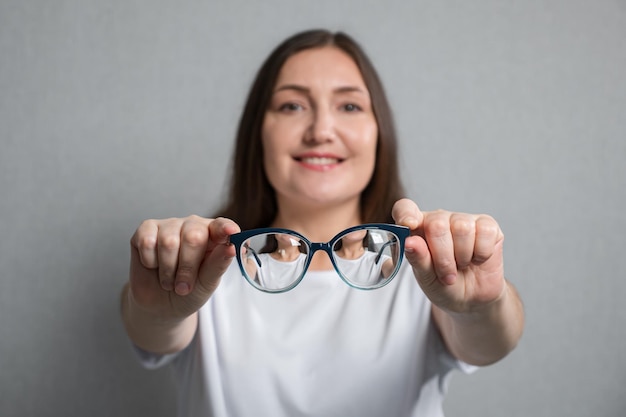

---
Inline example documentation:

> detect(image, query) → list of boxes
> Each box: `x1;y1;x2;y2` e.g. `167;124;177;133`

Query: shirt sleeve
440;346;480;374
433;328;480;397
130;343;184;370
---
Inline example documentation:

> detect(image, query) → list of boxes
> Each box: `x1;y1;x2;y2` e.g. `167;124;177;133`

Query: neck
337;239;365;260
271;199;362;242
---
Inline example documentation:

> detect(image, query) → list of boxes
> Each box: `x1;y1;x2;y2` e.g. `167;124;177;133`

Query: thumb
196;243;237;295
404;235;441;290
196;218;240;295
392;198;424;230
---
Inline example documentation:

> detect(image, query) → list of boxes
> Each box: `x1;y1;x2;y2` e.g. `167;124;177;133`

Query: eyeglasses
228;224;409;293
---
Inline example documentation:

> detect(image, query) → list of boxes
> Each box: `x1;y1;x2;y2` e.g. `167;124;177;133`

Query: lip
293;152;344;171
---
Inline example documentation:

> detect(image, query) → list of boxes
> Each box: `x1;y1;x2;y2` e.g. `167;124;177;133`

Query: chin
294;192;361;209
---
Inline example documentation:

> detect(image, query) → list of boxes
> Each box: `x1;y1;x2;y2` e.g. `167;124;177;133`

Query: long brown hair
214;29;405;230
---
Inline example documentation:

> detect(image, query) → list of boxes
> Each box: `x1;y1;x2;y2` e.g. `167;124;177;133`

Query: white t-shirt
334;250;388;285
255;253;308;290
134;260;475;417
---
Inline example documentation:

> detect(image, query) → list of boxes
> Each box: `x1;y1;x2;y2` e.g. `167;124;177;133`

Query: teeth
300;157;338;165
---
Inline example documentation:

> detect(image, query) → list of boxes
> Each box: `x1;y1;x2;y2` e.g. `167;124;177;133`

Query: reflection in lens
239;233;308;291
332;230;400;288
238;228;402;291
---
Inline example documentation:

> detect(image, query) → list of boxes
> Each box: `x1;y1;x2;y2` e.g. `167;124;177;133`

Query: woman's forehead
273;46;368;92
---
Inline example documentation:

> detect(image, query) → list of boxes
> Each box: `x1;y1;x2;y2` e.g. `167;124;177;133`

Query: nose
304;106;336;144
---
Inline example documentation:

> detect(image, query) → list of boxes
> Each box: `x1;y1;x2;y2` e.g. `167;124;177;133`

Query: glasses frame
229;223;410;293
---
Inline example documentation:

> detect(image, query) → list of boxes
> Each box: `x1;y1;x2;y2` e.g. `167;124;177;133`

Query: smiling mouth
296;156;343;165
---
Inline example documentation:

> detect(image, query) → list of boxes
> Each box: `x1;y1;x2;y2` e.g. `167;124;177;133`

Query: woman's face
262;46;378;212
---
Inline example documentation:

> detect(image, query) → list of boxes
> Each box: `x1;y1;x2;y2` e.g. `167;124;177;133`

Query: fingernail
162;280;174;291
175;282;190;295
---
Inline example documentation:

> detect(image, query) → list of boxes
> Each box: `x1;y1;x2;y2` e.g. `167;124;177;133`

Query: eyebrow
273;84;367;95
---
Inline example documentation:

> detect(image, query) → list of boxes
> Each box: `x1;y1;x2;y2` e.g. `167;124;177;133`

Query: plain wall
1;0;625;416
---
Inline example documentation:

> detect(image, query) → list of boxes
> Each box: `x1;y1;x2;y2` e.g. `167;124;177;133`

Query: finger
473;215;503;263
197;242;238;294
174;216;211;296
131;219;159;269
196;218;241;294
128;244;161;307
391;198;424;230
423;211;457;285
207;217;241;248
404;234;433;277
156;218;184;291
450;213;477;269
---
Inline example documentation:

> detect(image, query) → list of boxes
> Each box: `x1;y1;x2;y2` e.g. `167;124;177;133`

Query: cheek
358;123;379;167
261;121;287;187
359;125;379;186
261;116;292;158
261;140;279;185
343;117;377;144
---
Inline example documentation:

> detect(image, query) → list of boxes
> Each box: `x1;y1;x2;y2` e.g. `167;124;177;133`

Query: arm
432;280;524;366
393;199;525;366
121;216;239;354
121;283;198;354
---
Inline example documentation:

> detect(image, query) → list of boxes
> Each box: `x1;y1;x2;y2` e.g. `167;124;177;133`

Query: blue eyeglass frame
228;223;410;293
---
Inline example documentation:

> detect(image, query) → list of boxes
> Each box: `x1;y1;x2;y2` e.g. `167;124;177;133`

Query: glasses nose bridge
309;241;334;258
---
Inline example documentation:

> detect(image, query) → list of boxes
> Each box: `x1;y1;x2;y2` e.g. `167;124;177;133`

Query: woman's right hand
128;216;240;320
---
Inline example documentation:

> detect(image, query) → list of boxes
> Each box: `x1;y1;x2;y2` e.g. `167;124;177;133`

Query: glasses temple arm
243;243;263;267
374;238;397;264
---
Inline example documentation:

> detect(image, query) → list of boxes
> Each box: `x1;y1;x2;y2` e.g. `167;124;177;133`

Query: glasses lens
238;232;309;292
331;229;402;289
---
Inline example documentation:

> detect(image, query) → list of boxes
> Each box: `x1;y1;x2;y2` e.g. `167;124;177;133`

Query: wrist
434;281;524;365
121;283;198;354
450;280;511;321
124;283;187;325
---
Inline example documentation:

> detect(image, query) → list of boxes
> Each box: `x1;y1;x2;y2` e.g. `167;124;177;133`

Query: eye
342;103;362;112
279;102;304;112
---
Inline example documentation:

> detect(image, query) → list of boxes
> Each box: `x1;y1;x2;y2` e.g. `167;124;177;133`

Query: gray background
1;0;624;416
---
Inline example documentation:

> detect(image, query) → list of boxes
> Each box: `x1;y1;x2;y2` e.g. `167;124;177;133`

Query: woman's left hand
392;198;506;314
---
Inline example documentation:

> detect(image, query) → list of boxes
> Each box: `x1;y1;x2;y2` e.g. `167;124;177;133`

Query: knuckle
472;244;493;262
450;216;474;237
476;217;499;237
472;251;490;263
159;266;176;282
176;264;196;281
160;234;181;251
425;216;449;237
187;214;204;222
137;234;157;251
134;220;157;244
139;218;157;229
161;217;184;228
436;258;457;274
182;227;207;247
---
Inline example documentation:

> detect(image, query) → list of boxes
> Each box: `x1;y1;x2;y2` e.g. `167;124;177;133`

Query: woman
121;29;524;416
